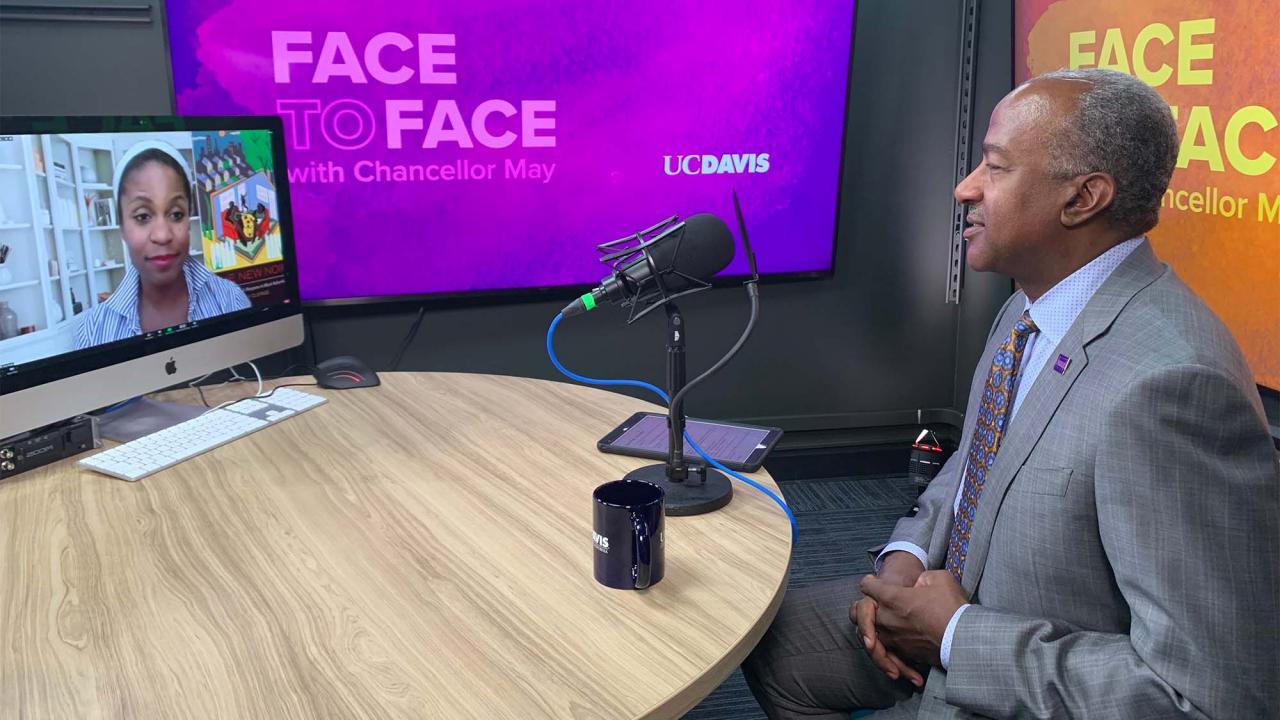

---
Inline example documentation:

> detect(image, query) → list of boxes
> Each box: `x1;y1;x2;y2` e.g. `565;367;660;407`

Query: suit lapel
959;241;1166;596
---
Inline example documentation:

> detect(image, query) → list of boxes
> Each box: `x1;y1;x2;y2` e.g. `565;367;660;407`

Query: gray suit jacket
888;241;1280;719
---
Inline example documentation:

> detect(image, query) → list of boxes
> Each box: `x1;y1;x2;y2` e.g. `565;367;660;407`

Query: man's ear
1061;172;1116;227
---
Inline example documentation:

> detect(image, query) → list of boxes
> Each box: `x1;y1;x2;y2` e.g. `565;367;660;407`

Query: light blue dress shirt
879;237;1143;669
74;255;252;349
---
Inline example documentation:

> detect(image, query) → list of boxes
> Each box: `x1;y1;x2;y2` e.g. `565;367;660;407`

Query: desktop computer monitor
0;116;304;439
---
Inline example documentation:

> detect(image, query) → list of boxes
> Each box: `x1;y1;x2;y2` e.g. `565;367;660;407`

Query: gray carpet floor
681;458;917;719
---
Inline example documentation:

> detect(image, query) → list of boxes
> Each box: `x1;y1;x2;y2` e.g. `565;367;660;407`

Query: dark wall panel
953;0;1018;410
0;1;174;116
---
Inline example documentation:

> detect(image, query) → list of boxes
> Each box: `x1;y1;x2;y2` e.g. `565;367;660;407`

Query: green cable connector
580;292;596;311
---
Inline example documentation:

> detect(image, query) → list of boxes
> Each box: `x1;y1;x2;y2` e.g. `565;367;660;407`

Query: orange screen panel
1015;0;1279;390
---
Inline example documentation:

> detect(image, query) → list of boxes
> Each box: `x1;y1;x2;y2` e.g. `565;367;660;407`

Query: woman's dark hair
116;149;193;213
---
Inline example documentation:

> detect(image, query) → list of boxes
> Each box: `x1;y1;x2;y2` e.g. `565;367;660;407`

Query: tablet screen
611;415;770;463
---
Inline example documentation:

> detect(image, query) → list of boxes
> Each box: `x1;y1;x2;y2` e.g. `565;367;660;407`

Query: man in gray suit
742;68;1279;718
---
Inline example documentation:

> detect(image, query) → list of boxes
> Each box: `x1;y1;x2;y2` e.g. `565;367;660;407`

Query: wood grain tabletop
0;372;792;719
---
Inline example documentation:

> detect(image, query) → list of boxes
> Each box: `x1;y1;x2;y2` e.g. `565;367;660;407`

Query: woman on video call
75;140;250;349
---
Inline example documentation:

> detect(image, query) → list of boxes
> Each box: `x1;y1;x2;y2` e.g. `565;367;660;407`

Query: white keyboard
78;388;328;482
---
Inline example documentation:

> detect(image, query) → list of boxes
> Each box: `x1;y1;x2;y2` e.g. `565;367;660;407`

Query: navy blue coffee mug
593;479;665;589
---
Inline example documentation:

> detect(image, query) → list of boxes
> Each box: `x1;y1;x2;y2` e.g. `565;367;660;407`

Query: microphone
561;213;735;318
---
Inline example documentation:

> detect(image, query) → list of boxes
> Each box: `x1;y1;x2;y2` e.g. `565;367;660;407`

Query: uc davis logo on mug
592;531;610;554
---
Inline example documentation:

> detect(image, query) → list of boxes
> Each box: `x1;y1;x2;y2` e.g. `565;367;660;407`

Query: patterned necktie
945;310;1039;582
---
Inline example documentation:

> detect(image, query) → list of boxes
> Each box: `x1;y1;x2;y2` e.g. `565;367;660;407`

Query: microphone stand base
623;463;733;516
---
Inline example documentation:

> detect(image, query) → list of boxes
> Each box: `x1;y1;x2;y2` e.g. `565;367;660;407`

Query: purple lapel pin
1053;354;1071;374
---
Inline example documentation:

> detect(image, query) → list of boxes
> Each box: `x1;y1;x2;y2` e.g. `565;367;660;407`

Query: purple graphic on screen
167;1;857;301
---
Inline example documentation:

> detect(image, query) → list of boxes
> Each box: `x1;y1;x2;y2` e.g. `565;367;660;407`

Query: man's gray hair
1027;68;1179;238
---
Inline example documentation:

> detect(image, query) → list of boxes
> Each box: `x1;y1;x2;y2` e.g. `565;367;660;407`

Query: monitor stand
97;397;205;443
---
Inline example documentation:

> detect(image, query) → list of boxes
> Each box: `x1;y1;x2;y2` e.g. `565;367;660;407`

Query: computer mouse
313;355;381;389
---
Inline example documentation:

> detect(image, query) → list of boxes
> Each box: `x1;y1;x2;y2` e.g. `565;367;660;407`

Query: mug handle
632;513;651;589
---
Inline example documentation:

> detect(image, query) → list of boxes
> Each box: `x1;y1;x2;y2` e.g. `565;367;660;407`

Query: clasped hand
849;554;968;686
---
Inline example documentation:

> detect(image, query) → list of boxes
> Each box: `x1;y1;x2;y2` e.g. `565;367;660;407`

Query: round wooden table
0;373;792;719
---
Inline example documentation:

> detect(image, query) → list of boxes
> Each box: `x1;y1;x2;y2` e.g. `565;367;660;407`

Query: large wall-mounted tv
166;1;857;304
